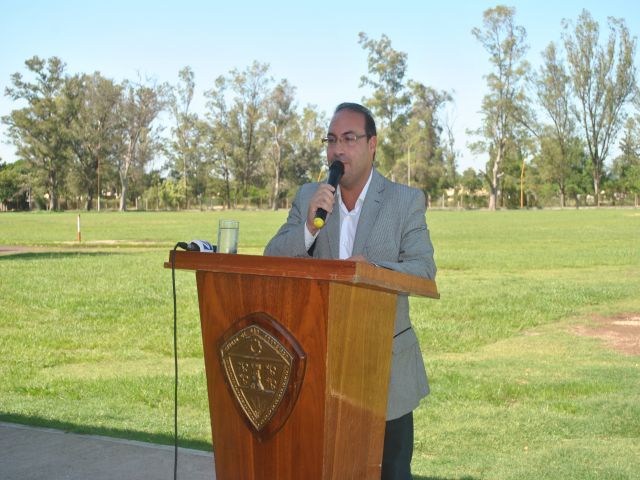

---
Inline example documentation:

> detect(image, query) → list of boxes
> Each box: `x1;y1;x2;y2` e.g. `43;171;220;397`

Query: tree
471;6;531;210
359;32;411;174
287;105;326;187
460;167;484;208
204;76;234;208
534;42;581;207
499;132;536;209
66;72;122;210
0;160;31;210
116;80;165;211
562;10;637;206
611;116;640;202
533;129;584;207
231;61;271;199
166;67;205;208
0;162;17;209
205;61;272;205
531;143;592;208
442;115;459;196
404;81;452;197
265;79;297;210
3;56;73;210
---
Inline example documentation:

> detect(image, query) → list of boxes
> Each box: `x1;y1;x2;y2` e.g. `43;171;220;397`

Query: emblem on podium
218;312;306;440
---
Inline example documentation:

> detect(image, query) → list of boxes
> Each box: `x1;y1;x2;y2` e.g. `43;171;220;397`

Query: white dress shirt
304;168;373;258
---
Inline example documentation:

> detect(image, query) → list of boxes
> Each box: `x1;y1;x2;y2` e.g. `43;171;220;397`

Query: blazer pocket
392;327;419;354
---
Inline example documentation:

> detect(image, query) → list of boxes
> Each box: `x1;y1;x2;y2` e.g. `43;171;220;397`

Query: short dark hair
334;102;377;138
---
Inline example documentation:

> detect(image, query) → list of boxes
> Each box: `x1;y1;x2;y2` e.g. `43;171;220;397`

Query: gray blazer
264;168;436;420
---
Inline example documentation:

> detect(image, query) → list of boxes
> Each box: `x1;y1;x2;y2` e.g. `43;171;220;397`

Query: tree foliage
3;56;73;210
405;81;452;195
532;43;582;207
359;32;411;173
265;79;297;209
359;33;453;198
472;5;531;210
66;72;122;210
116;80;166;211
0;160;31;209
611;116;640;195
562;10;637;205
166;67;207;208
2;13;638;211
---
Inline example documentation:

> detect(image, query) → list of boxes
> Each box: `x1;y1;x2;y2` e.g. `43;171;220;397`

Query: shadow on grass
2;413;483;477
0;412;212;452
0;251;129;261
414;477;479;480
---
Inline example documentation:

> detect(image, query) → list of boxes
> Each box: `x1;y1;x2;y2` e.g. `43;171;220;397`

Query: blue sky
1;0;638;171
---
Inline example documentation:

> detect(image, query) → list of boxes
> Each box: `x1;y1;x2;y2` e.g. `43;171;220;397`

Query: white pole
77;214;81;242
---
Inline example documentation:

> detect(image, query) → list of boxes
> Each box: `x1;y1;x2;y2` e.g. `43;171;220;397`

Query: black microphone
177;240;216;252
313;160;344;229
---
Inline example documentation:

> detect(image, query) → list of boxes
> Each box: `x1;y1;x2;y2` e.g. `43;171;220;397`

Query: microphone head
187;240;216;252
329;159;344;174
313;217;325;229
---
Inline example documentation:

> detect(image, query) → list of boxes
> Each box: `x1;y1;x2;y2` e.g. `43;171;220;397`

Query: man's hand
306;184;336;234
346;254;368;263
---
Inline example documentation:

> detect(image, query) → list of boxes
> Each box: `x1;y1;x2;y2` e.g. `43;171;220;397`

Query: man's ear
369;135;377;158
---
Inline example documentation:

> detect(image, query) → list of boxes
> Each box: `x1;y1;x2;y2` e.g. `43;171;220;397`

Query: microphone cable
170;241;210;479
171;243;181;480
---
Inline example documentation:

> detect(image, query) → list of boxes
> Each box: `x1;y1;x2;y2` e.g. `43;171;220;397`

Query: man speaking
264;102;437;480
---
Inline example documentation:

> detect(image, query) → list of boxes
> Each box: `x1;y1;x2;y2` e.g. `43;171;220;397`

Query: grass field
1;208;639;479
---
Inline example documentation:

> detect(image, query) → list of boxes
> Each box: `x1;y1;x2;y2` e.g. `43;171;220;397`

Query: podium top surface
165;251;439;299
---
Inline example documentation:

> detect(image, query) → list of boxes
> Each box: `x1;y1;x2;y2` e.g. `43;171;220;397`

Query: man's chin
340;175;353;189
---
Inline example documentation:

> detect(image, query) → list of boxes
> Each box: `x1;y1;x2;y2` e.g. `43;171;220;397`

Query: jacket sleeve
264;185;314;258
373;189;436;280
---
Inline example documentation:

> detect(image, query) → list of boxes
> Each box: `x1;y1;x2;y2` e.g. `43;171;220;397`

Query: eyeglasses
321;133;368;147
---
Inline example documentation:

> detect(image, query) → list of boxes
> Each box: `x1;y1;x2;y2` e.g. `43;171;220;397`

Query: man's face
326;109;377;191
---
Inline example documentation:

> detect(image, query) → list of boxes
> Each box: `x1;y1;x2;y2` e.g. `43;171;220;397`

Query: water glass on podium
217;220;239;254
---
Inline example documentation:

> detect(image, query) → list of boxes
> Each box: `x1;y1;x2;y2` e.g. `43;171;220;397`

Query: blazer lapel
325;195;340;259
352;169;385;256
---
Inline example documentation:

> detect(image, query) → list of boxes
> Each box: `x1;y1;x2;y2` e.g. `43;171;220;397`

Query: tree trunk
488;186;497;210
592;157;602;207
48;169;57;211
119;145;133;212
85;191;94;211
224;172;231;209
272;167;280;211
519;158;525;209
489;147;502;211
184;162;189;210
120;177;128;211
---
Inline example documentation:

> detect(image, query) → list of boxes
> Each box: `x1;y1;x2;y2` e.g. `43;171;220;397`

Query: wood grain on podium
323;282;396;478
165;252;439;480
197;271;329;479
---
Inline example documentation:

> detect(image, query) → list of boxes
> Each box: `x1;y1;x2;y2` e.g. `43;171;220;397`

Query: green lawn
1;208;639;479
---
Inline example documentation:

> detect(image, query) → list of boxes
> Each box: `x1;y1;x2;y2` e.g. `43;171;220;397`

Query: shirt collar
337;167;373;213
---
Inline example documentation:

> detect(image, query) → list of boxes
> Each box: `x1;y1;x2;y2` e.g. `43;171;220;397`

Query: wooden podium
166;252;438;480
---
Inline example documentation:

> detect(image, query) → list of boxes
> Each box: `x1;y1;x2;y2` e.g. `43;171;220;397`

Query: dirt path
0;246;39;255
0;246;77;255
573;313;640;356
0;242;161;256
